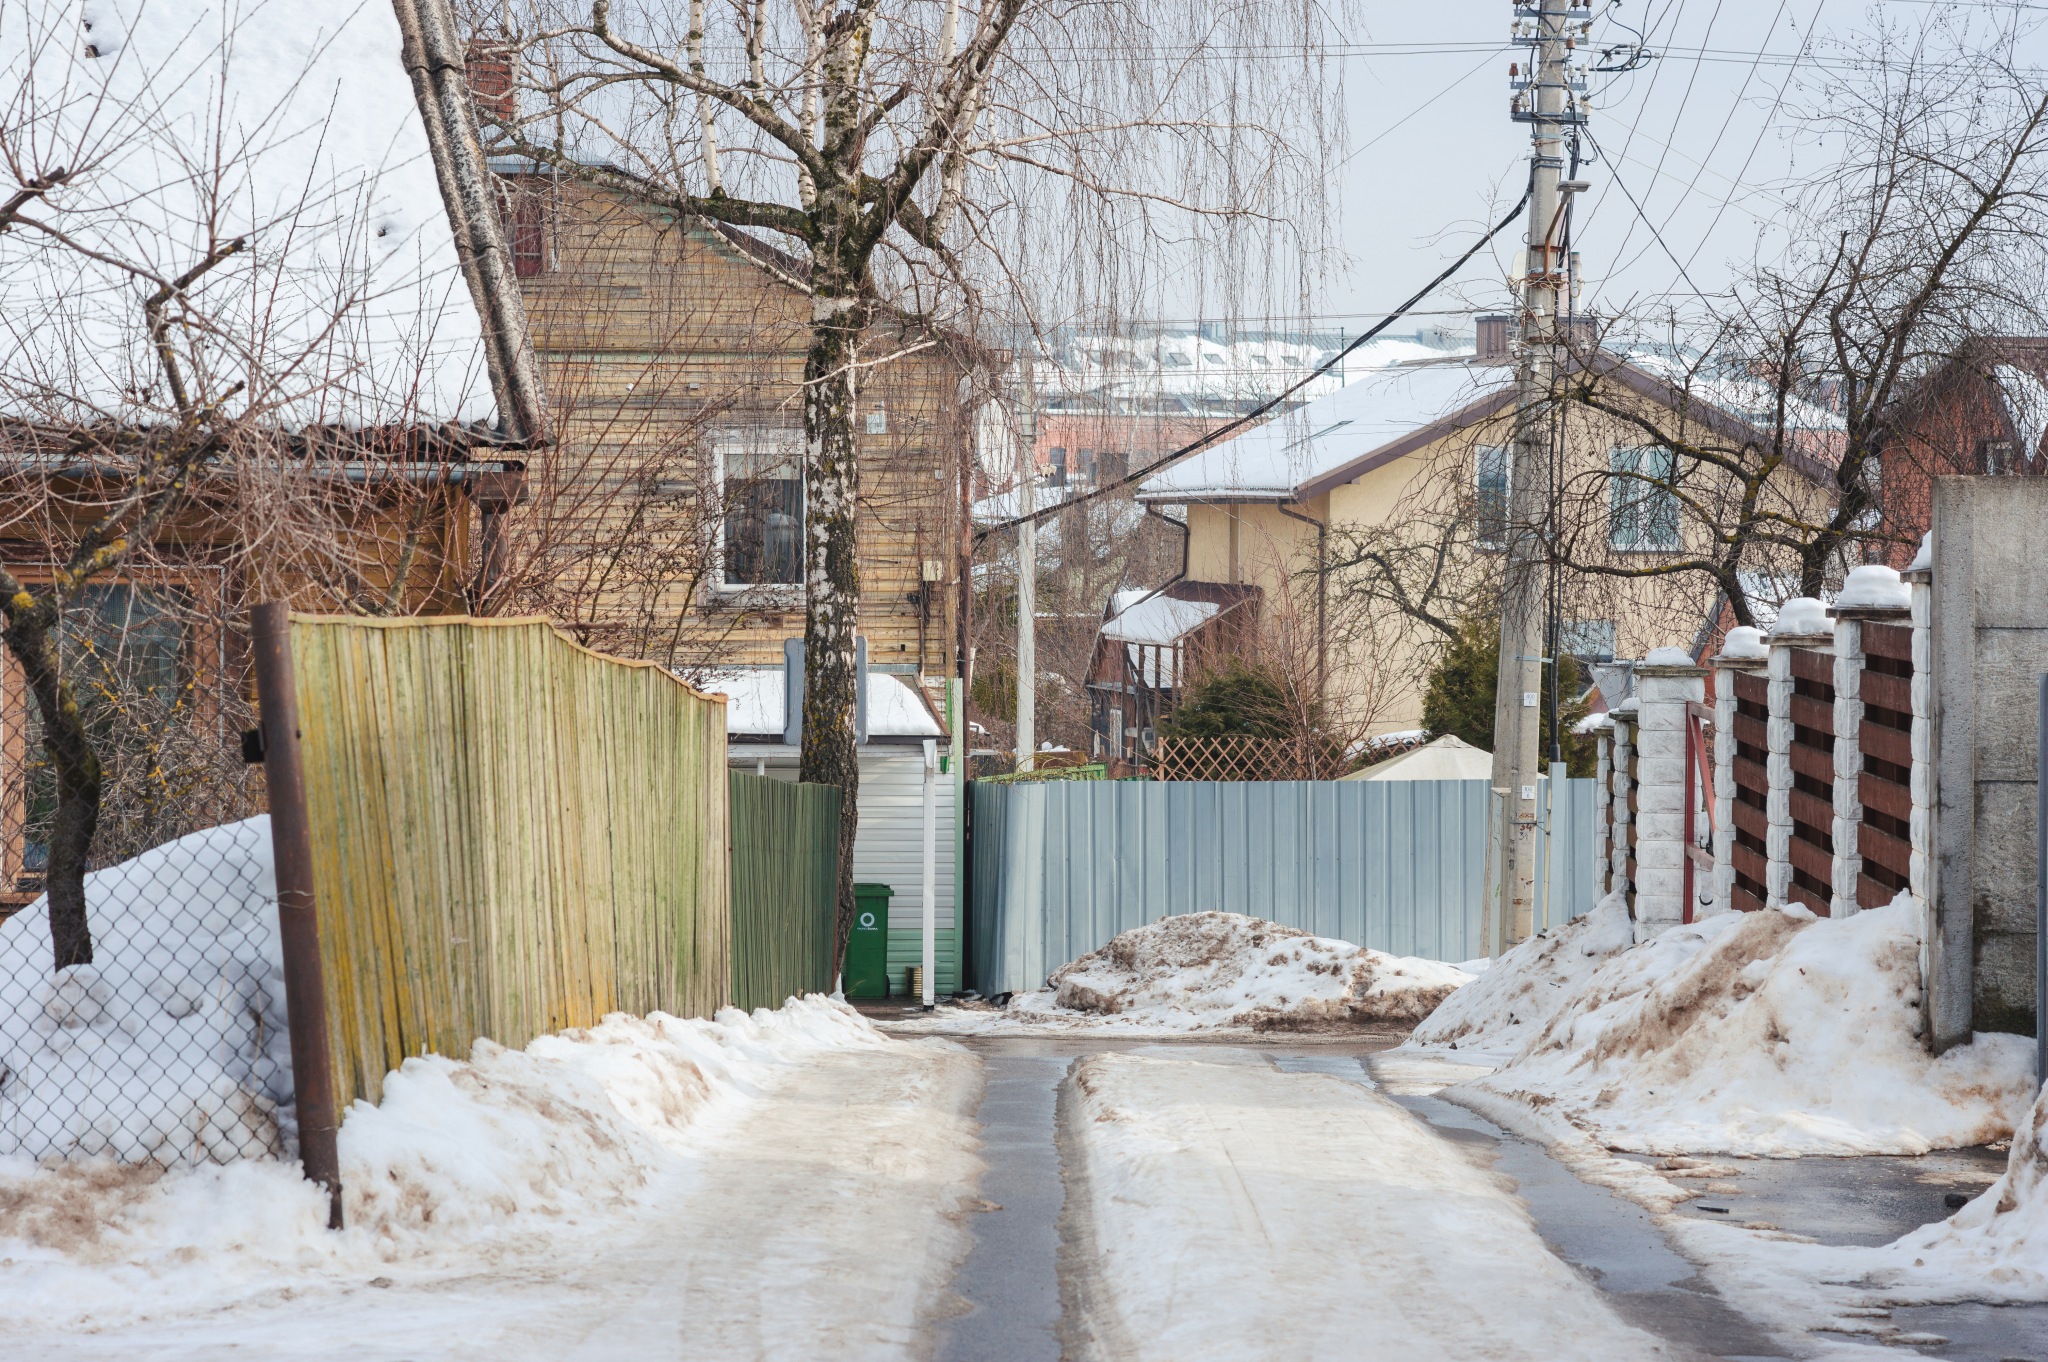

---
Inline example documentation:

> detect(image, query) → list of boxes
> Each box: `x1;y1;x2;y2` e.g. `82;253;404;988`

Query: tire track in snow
1056;1051;1685;1362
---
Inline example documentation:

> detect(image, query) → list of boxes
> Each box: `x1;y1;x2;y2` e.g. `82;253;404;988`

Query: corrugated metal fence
290;616;731;1106
728;773;840;1010
969;777;1600;995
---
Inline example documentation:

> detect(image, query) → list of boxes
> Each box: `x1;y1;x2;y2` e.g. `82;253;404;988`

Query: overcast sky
1301;0;2048;335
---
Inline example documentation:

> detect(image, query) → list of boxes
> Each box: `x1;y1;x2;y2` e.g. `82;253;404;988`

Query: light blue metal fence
968;777;1601;995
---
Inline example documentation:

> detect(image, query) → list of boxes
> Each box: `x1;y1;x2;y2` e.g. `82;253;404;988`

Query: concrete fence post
1711;626;1768;918
1901;548;1936;913
1609;704;1637;912
1830;613;1868;919
1592;720;1614;895
1633;650;1708;933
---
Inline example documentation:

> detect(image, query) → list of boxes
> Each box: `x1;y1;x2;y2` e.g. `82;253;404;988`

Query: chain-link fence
0;585;280;1168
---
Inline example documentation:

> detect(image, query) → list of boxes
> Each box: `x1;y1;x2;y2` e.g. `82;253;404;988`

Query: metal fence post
250;603;343;1229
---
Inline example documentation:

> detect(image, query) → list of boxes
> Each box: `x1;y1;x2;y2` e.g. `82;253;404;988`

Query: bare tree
0;0;506;966
485;0;1342;951
1553;30;2048;625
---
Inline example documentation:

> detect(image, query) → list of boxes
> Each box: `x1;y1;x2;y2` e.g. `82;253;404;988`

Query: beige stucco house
1130;345;1839;742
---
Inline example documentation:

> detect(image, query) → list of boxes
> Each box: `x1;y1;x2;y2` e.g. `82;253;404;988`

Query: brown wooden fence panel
1857;621;1914;906
1730;671;1770;911
1786;646;1834;915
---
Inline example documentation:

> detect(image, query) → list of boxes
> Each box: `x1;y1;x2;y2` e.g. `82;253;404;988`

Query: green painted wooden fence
289;615;731;1106
728;773;840;1010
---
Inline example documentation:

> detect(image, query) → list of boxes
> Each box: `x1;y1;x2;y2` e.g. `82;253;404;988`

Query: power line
975;190;1533;539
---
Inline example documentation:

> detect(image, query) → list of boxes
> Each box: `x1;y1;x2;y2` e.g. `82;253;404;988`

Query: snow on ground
893;912;1472;1035
1405;890;1635;1059
0;997;981;1359
0;819;290;1164
1454;897;2035;1157
1059;1052;1677;1360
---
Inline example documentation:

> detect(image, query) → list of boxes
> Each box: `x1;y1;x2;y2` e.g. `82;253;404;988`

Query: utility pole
1015;352;1037;773
1490;0;1590;951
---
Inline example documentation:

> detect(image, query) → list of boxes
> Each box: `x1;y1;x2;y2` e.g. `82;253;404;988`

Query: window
1558;619;1617;664
1475;445;1509;549
1608;446;1681;551
718;432;804;588
865;407;888;435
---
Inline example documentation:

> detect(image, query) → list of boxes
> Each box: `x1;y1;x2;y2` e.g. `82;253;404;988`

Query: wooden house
495;172;983;682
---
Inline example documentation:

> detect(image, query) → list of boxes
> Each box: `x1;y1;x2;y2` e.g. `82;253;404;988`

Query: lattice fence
1152;733;1344;782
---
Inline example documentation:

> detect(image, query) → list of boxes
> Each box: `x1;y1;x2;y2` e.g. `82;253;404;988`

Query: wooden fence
288;615;731;1106
729;773;840;1010
1729;670;1770;912
1855;621;1915;905
1786;645;1837;915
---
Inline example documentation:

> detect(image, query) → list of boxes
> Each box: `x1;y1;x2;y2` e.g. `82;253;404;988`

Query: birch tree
483;0;1343;952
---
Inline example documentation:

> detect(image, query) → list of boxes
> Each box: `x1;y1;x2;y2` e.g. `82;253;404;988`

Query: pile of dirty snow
1458;896;2036;1156
1407;891;1636;1058
1875;1082;2048;1298
1009;912;1472;1032
0;819;292;1165
0;997;921;1335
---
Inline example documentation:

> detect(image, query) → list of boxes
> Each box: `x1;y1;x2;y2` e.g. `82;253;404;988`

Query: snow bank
0;998;889;1275
1460;897;2036;1156
1029;912;1471;1031
1884;1083;2048;1296
1408;891;1635;1057
0;819;290;1166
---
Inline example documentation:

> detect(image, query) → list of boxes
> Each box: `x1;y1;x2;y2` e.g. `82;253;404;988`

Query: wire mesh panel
0;580;279;1166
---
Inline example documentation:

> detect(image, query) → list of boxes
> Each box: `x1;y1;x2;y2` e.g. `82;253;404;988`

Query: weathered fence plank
289;615;730;1107
728;773;840;1010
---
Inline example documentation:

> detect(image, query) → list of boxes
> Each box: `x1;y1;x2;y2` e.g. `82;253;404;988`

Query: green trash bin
844;883;893;999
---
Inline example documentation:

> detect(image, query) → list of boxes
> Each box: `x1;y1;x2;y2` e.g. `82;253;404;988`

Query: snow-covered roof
1101;595;1219;646
1341;734;1493;782
1138;360;1510;501
696;669;944;738
1041;330;1472;411
0;0;492;429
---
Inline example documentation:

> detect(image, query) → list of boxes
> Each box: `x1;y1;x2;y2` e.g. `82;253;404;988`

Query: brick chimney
1476;314;1515;364
465;43;514;126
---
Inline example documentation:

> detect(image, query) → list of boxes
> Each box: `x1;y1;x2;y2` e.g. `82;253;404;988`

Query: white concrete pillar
1829;613;1866;918
1609;704;1636;909
1765;599;1836;912
1710;626;1768;918
1633;649;1708;932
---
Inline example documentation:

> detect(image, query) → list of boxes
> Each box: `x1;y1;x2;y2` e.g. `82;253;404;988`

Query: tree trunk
800;284;871;972
2;610;99;971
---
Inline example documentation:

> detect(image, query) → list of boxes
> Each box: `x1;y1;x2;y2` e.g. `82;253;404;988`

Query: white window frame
714;430;807;599
1475;444;1510;550
1607;446;1682;553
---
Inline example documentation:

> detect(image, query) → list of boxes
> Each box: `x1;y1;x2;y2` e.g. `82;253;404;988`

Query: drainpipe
1275;501;1328;703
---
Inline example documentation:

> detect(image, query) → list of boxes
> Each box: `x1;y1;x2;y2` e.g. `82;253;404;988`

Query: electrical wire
974;189;1534;540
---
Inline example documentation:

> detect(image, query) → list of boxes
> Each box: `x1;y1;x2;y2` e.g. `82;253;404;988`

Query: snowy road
0;1038;983;1362
1058;1050;1681;1362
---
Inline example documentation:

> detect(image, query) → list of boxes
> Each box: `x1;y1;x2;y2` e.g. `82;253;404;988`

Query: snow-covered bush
0;818;290;1165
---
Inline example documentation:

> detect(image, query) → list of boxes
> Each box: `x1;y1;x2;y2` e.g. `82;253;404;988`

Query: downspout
1275;501;1328;703
392;0;550;447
